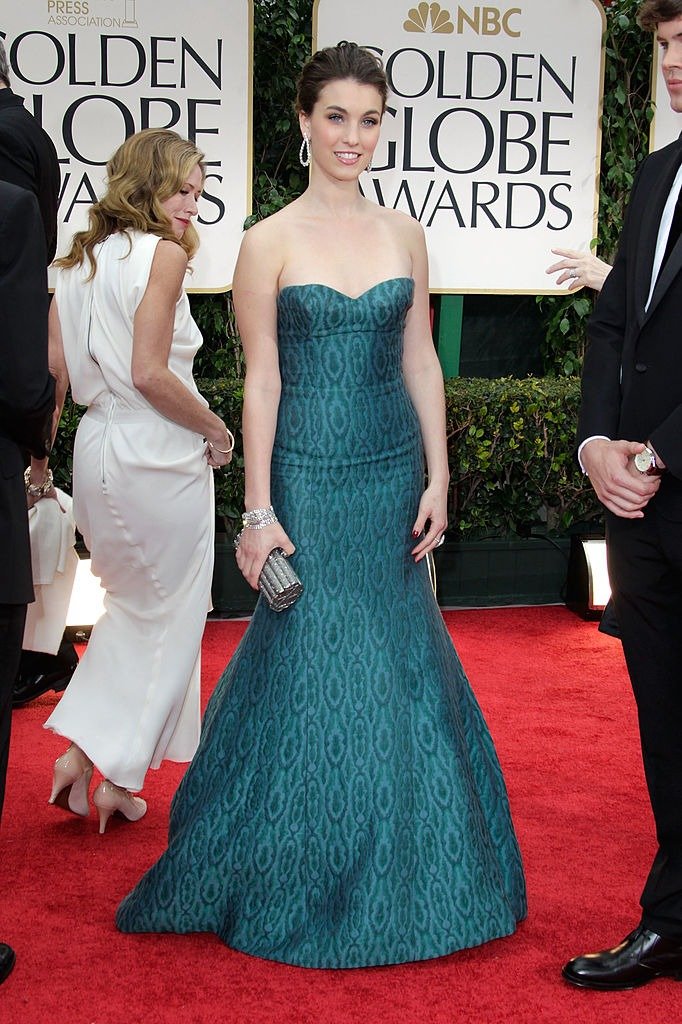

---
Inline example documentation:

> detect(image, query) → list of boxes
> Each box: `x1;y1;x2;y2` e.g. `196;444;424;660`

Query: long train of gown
117;277;526;966
44;232;214;790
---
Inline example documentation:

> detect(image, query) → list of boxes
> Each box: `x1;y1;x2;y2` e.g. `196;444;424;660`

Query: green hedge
50;375;600;541
444;376;598;537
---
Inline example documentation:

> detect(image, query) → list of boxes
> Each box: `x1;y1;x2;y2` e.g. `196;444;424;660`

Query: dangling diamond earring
299;134;311;168
366;159;372;173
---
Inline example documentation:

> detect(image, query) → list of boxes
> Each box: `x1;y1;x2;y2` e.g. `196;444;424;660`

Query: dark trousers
607;509;682;938
0;603;27;822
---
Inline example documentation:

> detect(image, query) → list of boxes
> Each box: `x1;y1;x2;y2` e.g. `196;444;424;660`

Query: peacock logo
403;3;455;34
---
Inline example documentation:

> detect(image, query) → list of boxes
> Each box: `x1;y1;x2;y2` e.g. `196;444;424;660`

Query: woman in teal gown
117;42;526;968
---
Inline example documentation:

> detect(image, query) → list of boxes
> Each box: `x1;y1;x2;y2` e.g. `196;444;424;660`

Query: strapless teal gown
116;278;526;968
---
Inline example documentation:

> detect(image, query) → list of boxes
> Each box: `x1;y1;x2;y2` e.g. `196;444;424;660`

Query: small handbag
234;534;303;612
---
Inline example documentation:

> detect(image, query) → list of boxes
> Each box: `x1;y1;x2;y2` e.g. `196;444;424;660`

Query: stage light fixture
566;535;611;619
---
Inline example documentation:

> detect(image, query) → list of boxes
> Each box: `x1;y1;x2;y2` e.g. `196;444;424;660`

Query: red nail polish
412;530;419;537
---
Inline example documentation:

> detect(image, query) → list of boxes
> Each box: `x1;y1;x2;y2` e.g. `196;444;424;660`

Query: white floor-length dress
44;230;214;791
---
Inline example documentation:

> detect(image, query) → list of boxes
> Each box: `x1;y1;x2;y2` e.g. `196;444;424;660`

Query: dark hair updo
295;41;389;116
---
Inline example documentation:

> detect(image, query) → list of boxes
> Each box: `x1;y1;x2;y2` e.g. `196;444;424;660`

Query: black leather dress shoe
12;664;76;707
562;925;682;990
12;646;78;708
0;943;16;985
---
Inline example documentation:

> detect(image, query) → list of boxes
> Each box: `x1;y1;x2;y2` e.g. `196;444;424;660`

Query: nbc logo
404;3;454;33
403;5;522;37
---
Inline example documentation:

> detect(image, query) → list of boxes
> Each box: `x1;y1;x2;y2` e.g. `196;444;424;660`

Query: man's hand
581;439;661;518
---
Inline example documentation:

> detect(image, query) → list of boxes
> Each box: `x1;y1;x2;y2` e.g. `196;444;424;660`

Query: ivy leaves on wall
190;0;313;378
537;0;653;375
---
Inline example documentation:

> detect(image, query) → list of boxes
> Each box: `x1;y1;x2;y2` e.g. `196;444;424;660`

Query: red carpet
2;606;679;1023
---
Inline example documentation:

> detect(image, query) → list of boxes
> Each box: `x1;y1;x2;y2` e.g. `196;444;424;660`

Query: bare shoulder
368;202;423;242
143;241;188;301
151;239;189;274
239;202;302;253
235;201;306;287
368;204;426;273
236;210;290;272
382;205;425;241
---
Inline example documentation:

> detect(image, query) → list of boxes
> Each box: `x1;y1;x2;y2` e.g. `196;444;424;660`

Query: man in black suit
563;0;682;990
0;39;77;704
0;41;60;262
0;182;55;985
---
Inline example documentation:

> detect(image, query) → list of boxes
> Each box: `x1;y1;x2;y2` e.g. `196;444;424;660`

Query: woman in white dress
26;129;234;833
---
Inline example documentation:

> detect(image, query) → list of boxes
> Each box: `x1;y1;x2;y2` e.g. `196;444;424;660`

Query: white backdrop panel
315;0;605;293
1;0;252;291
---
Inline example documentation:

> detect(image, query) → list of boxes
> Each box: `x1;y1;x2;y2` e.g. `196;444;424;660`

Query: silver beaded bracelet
242;505;279;529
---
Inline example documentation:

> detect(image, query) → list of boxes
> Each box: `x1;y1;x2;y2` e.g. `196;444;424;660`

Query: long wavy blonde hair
55;129;205;278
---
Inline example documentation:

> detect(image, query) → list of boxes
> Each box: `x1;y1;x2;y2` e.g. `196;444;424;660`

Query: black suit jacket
579;136;682;518
0;182;55;603
0;88;61;263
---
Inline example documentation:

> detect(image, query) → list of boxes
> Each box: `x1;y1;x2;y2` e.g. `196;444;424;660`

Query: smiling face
658;17;682;111
160;163;203;238
299;78;383;180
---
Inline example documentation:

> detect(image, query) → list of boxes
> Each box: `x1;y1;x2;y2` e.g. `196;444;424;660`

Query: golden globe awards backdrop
314;0;605;293
1;0;252;291
651;41;682;152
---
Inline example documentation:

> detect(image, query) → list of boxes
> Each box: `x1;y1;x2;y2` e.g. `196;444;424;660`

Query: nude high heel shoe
92;780;147;834
48;745;93;817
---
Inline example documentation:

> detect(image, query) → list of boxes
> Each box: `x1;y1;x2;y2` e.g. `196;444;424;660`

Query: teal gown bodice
116;278;526;968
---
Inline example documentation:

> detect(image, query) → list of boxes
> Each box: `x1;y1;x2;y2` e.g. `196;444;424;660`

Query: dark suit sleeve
578;266;626;444
36;131;61;265
650;411;682;477
0;184;55;458
0;98;61;264
577;160;647;446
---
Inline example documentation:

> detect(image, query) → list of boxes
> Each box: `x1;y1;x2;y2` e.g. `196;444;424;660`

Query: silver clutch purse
234;534;303;612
